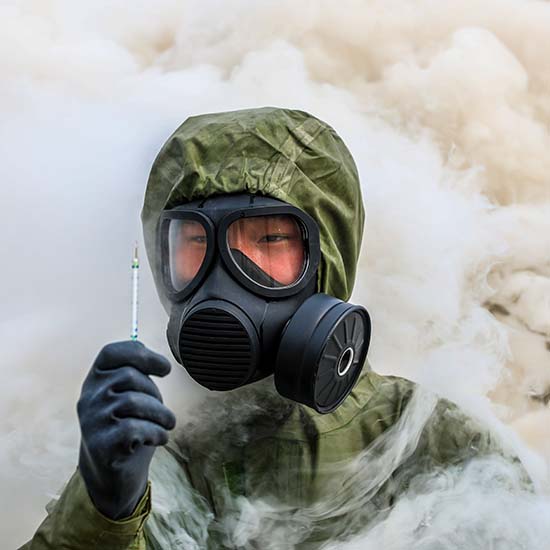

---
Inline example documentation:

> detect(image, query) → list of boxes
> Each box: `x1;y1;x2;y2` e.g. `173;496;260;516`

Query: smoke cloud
2;0;550;547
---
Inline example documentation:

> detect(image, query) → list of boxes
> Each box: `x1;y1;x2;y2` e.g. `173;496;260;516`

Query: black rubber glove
77;340;176;520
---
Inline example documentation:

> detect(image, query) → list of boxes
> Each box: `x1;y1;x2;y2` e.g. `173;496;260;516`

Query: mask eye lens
168;219;208;292
226;214;307;288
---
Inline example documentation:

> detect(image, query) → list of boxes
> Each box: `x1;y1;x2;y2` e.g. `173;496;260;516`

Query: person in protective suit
21;107;532;550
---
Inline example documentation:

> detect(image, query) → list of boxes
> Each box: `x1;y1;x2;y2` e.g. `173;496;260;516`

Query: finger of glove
94;340;171;378
111;418;170;455
105;366;164;402
111;391;176;430
79;367;162;422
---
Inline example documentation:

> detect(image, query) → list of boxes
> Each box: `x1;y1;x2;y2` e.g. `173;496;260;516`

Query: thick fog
2;1;550;548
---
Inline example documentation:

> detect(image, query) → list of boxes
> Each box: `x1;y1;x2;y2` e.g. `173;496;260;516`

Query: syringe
131;242;139;341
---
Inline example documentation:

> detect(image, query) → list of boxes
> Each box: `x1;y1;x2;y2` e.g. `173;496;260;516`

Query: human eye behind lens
259;234;290;243
186;235;207;244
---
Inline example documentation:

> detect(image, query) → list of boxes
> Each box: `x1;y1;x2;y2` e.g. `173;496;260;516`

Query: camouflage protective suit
21;107;530;549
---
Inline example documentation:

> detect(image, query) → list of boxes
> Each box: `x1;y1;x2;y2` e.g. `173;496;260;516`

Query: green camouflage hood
141;106;365;301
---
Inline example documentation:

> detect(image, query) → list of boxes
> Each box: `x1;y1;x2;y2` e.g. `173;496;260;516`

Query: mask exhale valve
176;301;260;391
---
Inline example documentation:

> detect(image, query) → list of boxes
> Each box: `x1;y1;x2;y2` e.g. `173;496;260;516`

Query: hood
141;106;365;302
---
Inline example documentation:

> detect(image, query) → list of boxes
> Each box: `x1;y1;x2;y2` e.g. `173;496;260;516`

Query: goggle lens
226;214;306;288
168;219;208;292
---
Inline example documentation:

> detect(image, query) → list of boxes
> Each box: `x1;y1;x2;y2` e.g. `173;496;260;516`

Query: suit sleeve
19;468;151;550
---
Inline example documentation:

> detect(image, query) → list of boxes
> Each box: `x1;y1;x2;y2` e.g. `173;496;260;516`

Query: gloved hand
77;340;176;520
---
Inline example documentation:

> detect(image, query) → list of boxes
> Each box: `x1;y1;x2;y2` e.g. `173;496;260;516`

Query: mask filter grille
179;308;254;391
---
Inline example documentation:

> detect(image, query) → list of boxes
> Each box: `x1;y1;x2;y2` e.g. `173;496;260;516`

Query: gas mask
158;192;371;413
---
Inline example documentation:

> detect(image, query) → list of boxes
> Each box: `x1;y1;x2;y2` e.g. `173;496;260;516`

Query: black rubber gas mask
159;193;371;413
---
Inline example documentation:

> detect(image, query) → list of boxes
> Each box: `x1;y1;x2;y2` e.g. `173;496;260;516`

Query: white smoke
2;0;550;547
